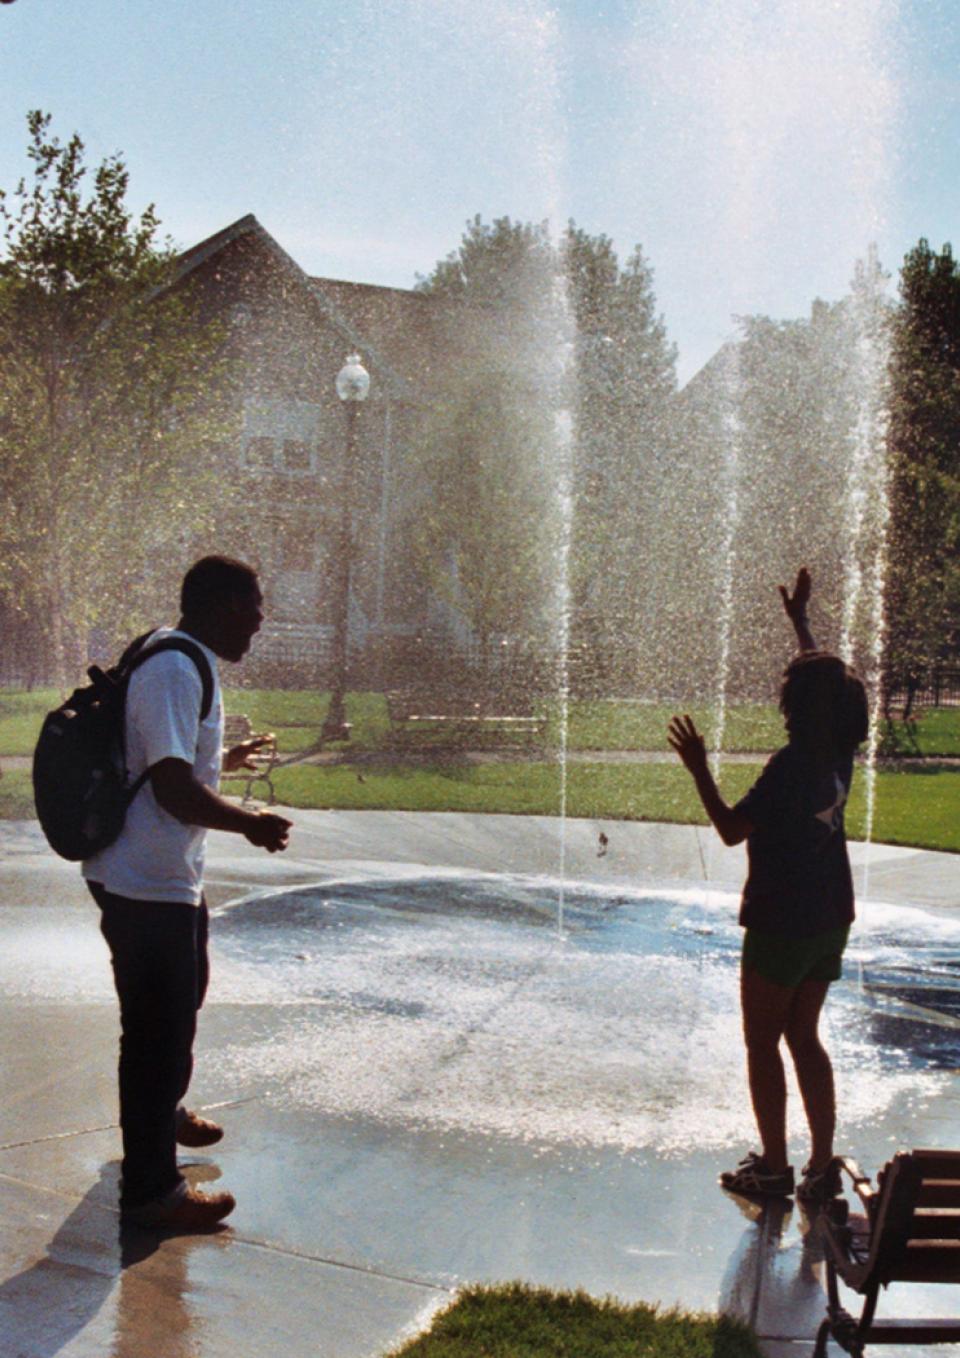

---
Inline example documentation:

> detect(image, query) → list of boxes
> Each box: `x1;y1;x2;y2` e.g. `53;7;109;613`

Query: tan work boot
122;1181;236;1230
176;1106;224;1147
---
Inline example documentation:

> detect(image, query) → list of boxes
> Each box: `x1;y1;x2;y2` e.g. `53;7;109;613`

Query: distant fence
886;667;960;712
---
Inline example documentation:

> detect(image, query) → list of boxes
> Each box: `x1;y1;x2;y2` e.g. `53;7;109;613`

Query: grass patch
0;688;61;757
6;684;960;759
856;765;960;851
224;688;391;751
271;761;761;821
879;708;960;757
4;682;960;852
224;691;786;755
385;1283;763;1358
0;768;34;819
5;740;960;852
273;760;960;852
563;701;784;753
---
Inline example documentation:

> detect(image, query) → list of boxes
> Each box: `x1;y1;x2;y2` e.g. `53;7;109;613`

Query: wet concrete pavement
1;811;958;1357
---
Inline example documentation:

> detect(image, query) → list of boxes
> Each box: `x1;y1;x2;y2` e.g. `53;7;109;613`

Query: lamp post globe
322;355;371;743
335;354;371;404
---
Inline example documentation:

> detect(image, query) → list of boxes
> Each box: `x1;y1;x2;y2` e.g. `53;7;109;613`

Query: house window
282;438;312;471
246;435;276;468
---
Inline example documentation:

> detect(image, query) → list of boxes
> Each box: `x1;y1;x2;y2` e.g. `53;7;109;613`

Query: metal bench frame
815;1150;960;1357
222;714;279;805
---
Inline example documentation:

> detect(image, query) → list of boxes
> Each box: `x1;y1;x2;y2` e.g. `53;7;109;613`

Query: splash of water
553;397;575;938
521;4;575;938
695;344;745;900
710;345;743;782
206;875;959;1155
839;254;893;899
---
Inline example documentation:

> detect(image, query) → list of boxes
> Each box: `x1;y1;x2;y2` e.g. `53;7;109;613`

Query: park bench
221;714;279;805
814;1149;960;1357
385;689;548;748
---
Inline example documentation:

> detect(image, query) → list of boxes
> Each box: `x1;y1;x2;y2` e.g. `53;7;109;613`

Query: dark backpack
32;631;214;862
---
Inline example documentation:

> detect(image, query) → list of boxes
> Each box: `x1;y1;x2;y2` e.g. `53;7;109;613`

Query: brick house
169;213;458;683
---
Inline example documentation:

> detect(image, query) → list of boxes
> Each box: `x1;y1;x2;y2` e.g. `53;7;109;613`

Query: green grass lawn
0;688;62;757
268;760;960;853
5;685;960;851
6;684;960;757
229;688;391;753
858;764;960;850
562;700;786;752
385;1284;763;1358
5;758;960;850
0;769;35;819
270;758;760;821
880;706;960;756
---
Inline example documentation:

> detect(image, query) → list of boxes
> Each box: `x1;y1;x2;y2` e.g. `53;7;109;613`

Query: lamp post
321;353;370;742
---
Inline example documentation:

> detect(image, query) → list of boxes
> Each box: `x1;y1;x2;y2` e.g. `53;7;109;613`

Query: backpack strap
114;635;217;809
125;637;215;721
115;629;157;673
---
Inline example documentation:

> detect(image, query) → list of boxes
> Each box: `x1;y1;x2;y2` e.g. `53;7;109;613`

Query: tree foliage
885;239;960;712
664;251;892;706
411;218;561;664
413;214;676;686
565;228;677;691
0;112;232;683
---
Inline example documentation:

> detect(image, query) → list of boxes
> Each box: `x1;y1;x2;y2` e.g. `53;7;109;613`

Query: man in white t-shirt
84;556;292;1230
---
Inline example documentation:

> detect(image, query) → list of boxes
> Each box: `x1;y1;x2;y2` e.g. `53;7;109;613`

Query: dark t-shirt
734;743;855;937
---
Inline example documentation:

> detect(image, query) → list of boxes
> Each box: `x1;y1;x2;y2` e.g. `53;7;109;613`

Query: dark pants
88;882;209;1207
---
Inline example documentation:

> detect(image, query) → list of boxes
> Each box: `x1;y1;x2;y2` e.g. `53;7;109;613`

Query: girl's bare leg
740;966;796;1171
784;977;834;1169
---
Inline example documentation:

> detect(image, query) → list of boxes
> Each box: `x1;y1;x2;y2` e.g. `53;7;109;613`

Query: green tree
668;251;892;706
413;215;677;691
413;216;564;673
411;366;560;665
885;239;960;716
565;228;677;691
0;112;232;683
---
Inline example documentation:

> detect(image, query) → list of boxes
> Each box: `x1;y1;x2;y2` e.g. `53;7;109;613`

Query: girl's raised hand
667;714;708;774
779;566;811;622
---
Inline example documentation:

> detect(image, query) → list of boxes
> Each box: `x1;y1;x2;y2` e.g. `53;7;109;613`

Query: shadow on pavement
718;1195;827;1343
0;1161;229;1358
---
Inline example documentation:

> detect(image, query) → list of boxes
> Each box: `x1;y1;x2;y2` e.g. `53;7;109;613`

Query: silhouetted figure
83;557;292;1230
668;568;868;1205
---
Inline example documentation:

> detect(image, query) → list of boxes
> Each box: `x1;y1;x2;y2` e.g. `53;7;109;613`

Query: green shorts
742;925;850;989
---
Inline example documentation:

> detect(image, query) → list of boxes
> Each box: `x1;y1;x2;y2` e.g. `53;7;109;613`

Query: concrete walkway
0;812;957;1358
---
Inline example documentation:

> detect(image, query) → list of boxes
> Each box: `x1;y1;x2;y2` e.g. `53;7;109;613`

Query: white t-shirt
83;628;224;906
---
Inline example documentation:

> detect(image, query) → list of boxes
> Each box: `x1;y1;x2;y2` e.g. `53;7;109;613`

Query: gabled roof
171;214;430;403
309;276;435;392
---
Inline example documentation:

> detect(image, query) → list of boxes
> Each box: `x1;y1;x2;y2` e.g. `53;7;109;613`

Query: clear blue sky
2;0;958;381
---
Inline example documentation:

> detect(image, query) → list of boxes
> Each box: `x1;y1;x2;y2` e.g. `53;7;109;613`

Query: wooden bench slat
864;1320;960;1343
908;1209;960;1239
817;1150;960;1356
912;1150;960;1178
386;689;547;746
898;1241;960;1283
918;1182;960;1208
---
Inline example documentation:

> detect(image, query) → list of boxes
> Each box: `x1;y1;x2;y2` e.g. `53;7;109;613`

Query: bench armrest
838;1156;877;1211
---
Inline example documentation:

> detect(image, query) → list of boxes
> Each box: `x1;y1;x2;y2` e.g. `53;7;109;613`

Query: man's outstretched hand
244;811;292;853
667;714;709;775
224;734;275;773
